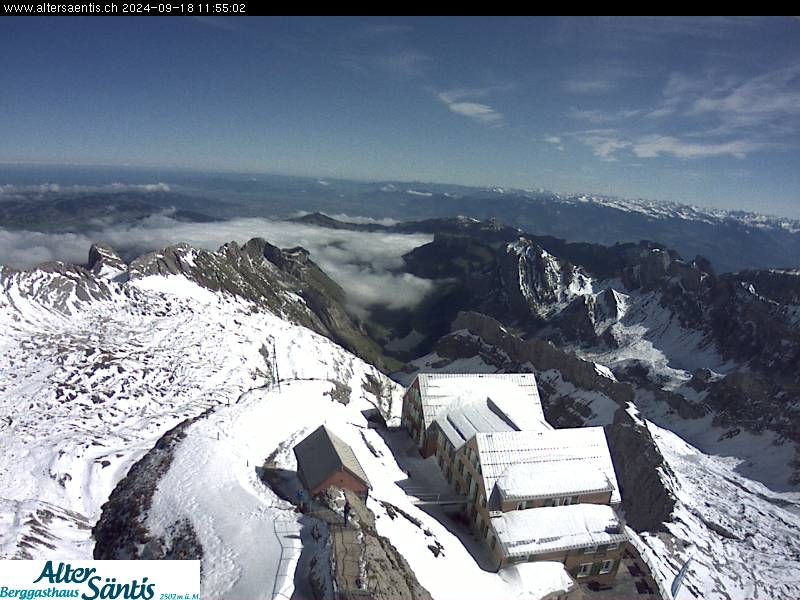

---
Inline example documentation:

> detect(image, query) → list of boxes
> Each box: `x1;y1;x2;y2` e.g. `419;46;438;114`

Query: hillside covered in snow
2;229;800;600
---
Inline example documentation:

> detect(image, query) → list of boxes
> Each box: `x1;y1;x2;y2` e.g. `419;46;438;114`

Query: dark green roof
293;425;371;491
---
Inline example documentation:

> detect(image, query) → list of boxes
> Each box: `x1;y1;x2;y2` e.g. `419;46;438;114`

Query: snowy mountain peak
88;242;129;282
505;238;593;318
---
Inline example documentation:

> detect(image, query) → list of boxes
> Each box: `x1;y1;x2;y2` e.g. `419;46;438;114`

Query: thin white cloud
562;78;615;94
189;16;238;31
604;16;764;41
691;64;800;127
563;62;798;164
375;50;433;77
446;101;503;123
437;88;504;125
570;131;631;161
569;130;767;161
338;49;433;78
644;107;675;119
568;108;642;124
631;135;765;160
542;135;565;151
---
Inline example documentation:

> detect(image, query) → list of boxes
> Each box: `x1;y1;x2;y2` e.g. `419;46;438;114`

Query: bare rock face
501;238;593;321
318;489;433;600
362;533;433;600
605;410;677;532
88;242;128;281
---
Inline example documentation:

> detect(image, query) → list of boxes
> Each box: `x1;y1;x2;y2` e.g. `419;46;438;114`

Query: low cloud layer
0;216;435;319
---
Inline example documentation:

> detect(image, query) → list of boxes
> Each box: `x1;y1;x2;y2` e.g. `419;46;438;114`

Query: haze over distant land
1;16;799;217
1;165;799;278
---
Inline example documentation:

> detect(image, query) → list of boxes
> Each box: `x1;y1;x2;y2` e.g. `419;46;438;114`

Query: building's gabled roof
293;425;371;491
434;396;551;451
476;427;622;506
491;503;628;557
415;373;545;433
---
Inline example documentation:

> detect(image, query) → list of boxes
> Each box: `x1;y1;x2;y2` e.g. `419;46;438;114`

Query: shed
293;425;371;498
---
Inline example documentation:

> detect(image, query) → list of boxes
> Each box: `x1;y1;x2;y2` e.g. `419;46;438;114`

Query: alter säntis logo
0;561;199;600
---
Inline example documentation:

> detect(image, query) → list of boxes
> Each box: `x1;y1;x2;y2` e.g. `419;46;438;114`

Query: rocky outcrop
449;311;634;408
616;363;708;421
605;409;676;532
500;238;593;321
312;489;433;600
93;410;211;559
734;269;800;305
695;372;800;460
87;242;128;281
129;238;389;371
405;226;800;458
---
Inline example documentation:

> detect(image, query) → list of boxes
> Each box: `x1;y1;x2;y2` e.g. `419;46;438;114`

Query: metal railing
626;534;673;600
271;514;303;600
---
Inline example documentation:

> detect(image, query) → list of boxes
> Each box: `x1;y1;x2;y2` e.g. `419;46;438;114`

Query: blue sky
1;16;800;216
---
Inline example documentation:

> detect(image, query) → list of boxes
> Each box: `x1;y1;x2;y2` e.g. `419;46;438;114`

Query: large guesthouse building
401;373;627;585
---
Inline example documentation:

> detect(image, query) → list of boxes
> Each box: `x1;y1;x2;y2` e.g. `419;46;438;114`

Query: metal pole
273;338;281;392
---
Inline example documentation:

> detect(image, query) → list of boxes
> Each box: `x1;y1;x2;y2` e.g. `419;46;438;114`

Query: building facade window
577;563;592;578
583;545;597;554
599;560;614;574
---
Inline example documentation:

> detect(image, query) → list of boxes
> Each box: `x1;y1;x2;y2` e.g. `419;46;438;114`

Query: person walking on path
344;499;351;525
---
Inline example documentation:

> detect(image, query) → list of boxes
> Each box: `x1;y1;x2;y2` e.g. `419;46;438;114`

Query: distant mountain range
2;167;798;272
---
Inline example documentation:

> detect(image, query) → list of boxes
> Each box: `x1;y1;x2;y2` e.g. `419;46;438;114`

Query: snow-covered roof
415;373;545;432
496;462;613;501
434;395;551;451
491;503;627;557
476;427;622;505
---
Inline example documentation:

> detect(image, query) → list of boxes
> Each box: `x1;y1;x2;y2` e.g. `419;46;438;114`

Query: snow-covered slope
0;252;573;600
0;252;397;558
634;420;800;600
